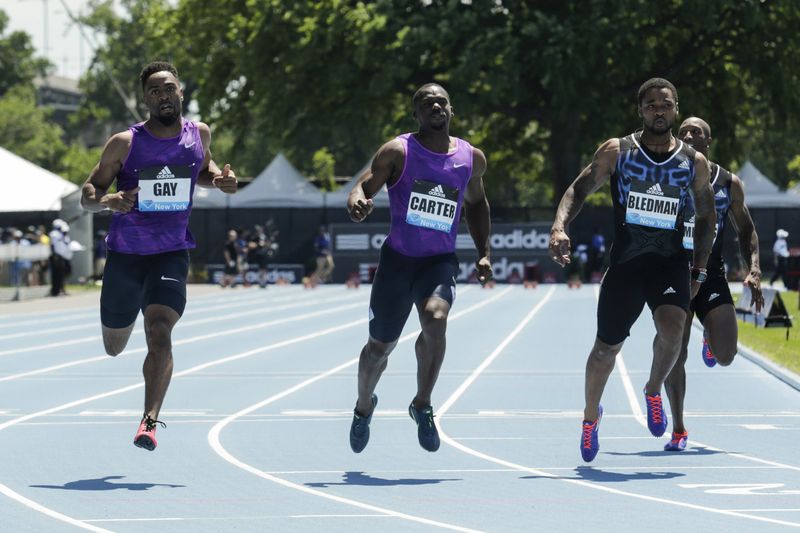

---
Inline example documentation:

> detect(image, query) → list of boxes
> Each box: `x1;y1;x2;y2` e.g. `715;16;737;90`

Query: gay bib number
405;179;459;233
138;165;191;212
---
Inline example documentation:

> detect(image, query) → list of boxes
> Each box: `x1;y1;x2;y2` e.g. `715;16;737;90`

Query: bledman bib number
137;165;192;212
406;179;459;233
625;180;680;230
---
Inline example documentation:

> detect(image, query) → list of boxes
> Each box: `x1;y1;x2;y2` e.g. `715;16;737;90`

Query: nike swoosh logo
184;142;196;149
453;163;466;168
161;275;180;282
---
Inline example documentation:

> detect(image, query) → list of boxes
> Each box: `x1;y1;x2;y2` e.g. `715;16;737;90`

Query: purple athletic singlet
384;133;473;257
106;120;204;255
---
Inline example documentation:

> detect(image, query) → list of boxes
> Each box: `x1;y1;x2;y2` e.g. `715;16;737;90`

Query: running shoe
580;405;603;463
349;394;377;453
701;337;717;368
644;389;668;437
664;431;688;451
408;403;440;452
133;415;166;451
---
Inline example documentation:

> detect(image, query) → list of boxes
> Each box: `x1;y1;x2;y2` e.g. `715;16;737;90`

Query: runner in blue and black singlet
662;116;764;452
80;61;238;451
549;78;717;463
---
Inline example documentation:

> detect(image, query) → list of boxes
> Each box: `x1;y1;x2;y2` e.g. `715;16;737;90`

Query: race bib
626;180;680;230
137;165;192;212
406;179;459;233
682;211;719;250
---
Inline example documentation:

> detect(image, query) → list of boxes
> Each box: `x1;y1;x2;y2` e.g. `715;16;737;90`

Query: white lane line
608;295;800;474
207;287;517;532
432;285;800;529
0;483;111;532
0;299;368;381
0;286;490;530
0;316;371;530
0;292;364;356
439;286;556;414
0;289;321;340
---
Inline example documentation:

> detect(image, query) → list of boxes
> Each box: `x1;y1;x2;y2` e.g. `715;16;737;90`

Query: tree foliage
0;11;49;97
78;0;800;205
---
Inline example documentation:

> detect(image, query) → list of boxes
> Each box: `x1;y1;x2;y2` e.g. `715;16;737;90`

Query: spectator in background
247;224;270;288
9;229;32;287
222;229;240;288
589;227;606;274
312;225;334;284
49;219;73;296
770;229;790;287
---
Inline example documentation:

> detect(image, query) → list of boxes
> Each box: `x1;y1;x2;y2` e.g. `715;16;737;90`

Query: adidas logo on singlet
678;160;690;169
646;183;664;196
428;184;446;198
715;189;727;198
156;166;176;179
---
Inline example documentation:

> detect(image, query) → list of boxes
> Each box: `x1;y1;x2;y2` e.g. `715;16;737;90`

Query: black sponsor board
329;222;568;283
206;263;304;284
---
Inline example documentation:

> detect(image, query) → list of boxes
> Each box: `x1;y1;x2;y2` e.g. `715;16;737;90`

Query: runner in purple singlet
346;83;493;453
80;61;237;451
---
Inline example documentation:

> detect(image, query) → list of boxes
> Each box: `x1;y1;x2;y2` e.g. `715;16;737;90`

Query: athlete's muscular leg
646;304;687;395
142;304;179;420
703;304;738;366
102;324;136;356
664;309;694;434
355;337;397;417
413;296;451;410
584;337;624;421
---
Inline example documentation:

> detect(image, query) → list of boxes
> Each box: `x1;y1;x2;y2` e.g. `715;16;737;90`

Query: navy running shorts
100;249;190;328
691;268;734;324
368;243;458;343
596;253;690;345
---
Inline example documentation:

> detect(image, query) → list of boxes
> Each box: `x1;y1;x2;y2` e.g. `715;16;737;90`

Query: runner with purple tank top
346;83;493;453
80;61;238;451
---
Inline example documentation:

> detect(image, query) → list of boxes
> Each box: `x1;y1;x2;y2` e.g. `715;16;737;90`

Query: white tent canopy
192;153;323;208
737;160;800;207
230;153;323;208
324;159;390;209
0;146;78;212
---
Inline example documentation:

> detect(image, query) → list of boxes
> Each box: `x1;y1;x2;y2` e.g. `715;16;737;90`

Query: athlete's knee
714;347;736;366
365;338;395;362
144;317;174;351
420;308;448;337
103;339;125;357
591;338;622;362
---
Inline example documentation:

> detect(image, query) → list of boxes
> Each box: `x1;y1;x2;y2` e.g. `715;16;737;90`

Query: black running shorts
100;249;190;328
368;243;458;343
597;253;690;345
691;269;734;324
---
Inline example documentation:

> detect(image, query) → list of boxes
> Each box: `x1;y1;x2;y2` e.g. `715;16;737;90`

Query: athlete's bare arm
549;138;619;266
464;147;492;284
347;138;404;222
196;122;237;193
81;131;137;213
728;174;764;311
689;152;715;270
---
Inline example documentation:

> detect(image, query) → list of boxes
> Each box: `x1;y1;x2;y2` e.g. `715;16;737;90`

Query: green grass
736;290;800;375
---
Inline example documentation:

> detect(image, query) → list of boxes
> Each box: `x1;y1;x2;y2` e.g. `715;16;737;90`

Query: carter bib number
405;179;459;233
137;165;191;212
626;180;680;230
